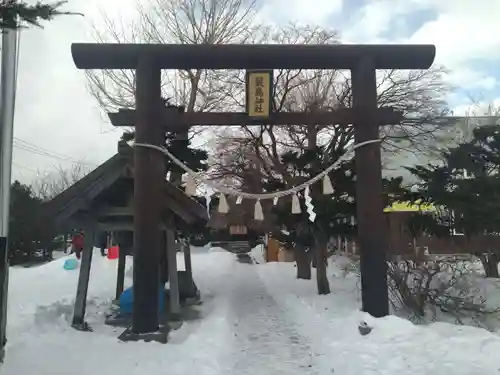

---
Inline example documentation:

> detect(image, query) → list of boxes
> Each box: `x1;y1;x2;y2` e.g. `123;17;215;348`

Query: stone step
213;241;251;254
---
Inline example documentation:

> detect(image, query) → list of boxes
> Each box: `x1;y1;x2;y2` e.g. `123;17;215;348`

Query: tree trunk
477;253;489;275
487;250;500;278
294;246;311;279
489;261;500;278
305;119;329;293
478;250;500;278
314;236;330;295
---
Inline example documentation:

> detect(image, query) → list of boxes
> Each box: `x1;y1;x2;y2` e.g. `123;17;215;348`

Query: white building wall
382;116;500;185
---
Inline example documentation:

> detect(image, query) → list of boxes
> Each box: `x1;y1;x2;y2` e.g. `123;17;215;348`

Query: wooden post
166;225;181;318
169;113;188;187
72;223;96;328
170;119;191;283
183;240;192;282
107;232;113;249
160;229;169;284
132;56;163;334
351;57;389;318
115;243;127;301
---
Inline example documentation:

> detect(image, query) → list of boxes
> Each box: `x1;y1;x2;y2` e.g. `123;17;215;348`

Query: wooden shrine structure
44;141;208;336
70;43;436;337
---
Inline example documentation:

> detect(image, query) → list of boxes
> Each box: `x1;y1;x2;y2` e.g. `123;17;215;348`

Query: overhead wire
12;161;37;174
13;138;96;167
11;32;95;170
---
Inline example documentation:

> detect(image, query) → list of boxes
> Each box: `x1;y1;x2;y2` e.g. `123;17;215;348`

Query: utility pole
0;21;19;362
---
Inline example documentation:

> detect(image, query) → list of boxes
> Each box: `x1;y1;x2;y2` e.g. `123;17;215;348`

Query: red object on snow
71;233;84;250
107;245;119;260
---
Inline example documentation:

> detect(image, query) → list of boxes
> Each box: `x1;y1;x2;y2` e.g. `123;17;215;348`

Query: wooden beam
132;56;163;334
94;201;197;226
118;139;133;158
72;222;96;329
352;57;389;318
97;222;169;232
96;206;134;217
182;240;193;283
71;43;436;70
166;226;181;319
108;108;403;128
115;247;127;301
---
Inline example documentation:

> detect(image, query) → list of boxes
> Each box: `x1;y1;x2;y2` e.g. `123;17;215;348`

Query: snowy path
218;258;316;374
0;249;318;375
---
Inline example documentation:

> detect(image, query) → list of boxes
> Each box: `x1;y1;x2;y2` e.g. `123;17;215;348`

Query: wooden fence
340;212;500;257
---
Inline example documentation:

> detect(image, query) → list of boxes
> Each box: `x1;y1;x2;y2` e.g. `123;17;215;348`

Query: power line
12;137;96;167
12;161;38;174
14;142;74;163
14;140;75;163
14;137;85;163
14;137;78;161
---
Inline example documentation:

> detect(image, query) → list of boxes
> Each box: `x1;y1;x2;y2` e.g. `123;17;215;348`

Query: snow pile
250;244;266;264
255;257;500;374
3;248;500;374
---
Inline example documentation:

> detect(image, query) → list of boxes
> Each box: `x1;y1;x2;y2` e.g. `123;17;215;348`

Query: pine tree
9;181;54;265
121;128;209;179
121;101;209;243
266;144;405;287
0;0;81;30
120;102;209;179
406;124;500;277
263;145;356;287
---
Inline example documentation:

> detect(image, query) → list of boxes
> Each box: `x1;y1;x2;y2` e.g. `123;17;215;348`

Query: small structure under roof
44;141;208;337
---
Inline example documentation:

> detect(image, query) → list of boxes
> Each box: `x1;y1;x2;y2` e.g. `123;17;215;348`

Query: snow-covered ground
2;246;500;374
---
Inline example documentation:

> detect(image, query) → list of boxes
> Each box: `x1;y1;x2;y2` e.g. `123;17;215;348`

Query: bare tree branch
209;23;452;194
31;163;91;201
85;0;258;116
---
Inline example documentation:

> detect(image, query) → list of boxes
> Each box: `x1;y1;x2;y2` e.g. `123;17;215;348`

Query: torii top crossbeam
71;43;436;70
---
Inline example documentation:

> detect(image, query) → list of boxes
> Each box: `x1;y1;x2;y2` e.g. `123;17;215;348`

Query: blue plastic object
119;286;165;315
63;258;79;270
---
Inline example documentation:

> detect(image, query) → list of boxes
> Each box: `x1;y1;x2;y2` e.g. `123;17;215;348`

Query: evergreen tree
264;144;404;286
266;148;356;286
405;124;500;277
121;101;209;243
0;1;81;30
162;131;209;179
9;181;54;265
121;101;209;178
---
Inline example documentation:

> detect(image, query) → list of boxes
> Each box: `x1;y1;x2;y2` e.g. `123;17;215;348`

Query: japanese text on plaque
247;71;271;117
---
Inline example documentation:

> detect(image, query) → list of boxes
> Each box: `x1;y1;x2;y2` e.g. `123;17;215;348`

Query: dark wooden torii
70;43;436;337
108;107;403;129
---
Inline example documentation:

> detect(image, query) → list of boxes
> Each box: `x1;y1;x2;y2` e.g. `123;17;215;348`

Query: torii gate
71;43;436;339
